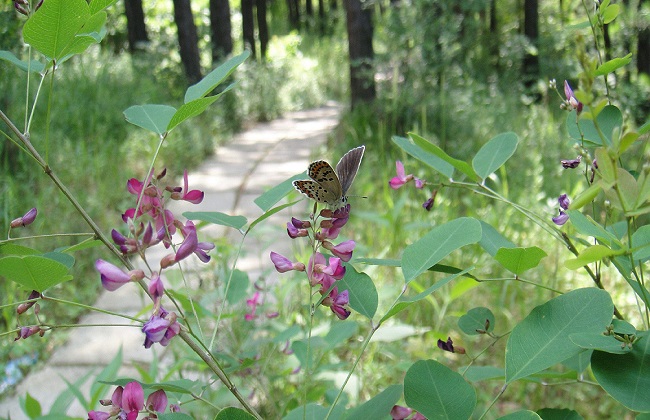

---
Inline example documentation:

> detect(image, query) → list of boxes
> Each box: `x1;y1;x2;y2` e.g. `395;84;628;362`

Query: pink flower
245;291;262;321
389;161;414;189
328;289;351;320
122;381;144;412
287;221;308;238
170;170;205;204
142;308;180;348
146;389;168;413
174;221;214;263
323;240;355;262
270;252;306;273
148;273;164;305
95;259;144;291
390;405;413;420
10;207;37;228
564;80;583;114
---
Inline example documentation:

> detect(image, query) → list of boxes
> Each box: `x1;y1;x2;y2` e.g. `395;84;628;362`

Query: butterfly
293;145;365;209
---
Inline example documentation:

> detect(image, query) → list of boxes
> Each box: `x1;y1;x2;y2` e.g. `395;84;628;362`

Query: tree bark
639;24;650;76
210;0;233;64
287;0;300;30
242;0;256;57
172;0;203;84
344;0;375;108
256;0;269;59
124;0;149;52
522;0;539;87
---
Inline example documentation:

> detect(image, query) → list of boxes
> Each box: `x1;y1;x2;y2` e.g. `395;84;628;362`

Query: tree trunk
124;0;149;52
242;0;256;57
344;0;375;108
172;0;203;85
639;23;650;76
287;0;301;30
210;0;233;64
522;0;539;88
256;0;269;59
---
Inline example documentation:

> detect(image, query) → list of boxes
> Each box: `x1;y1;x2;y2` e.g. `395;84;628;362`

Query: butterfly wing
335;145;365;195
293;161;342;205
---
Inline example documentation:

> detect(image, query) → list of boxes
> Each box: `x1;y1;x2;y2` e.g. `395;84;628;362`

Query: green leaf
568;183;602;210
184;211;247;230
185;51;250;102
536;408;584;420
283;403;330;420
392;135;454;178
592;332;650;412
564;245;622;270
478;221;516;256
324;321;358;350
569;332;631;354
100;378;199;395
0;51;45;73
61;239;104;253
611;319;637;335
380;268;471;323
0;243;40;256
566;210;617;246
338;266;377;319
158;413;195;420
472;132;519;180
505;288;614;383
254;173;306;211
594;53;632;76
0;255;73;292
494;246;547;275
124;104;176;135
58;11;107;62
458;307;495;335
215;407;257;420
89;0;119;14
567;105;622;146
498;411;541;420
462;366;504;382
23;392;42;418
632;225;650;261
401;217;482;282
247;201;300;233
404;359;476;420
561;350;593;374
23;0;90;60
354;257;400;267
42;251;75;269
225;270;249;304
344;384;402;420
408;133;478;180
168;90;230;132
88;348;123;411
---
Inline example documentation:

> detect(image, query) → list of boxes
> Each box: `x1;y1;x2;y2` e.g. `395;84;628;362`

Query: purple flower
328;289;351;320
564;80;583;114
558;193;570;210
16;290;41;315
414;178;425;189
561;156;582;169
552;210;570;226
95;259;144;291
14;326;42;341
270;252;306;273
142;309;180;348
122;381;144;413
287;221;309;238
174;221;214;263
146;389;168;413
389;161;414;189
10;207;37;228
422;197;434;211
323;240;355;262
170;170;205;204
437;336;465;354
390;405;413;420
245;291;262;321
148;273;164;305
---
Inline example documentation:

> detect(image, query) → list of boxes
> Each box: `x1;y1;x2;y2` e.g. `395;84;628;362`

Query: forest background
1;0;649;418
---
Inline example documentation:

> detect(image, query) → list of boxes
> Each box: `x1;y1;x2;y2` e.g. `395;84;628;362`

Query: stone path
0;103;342;419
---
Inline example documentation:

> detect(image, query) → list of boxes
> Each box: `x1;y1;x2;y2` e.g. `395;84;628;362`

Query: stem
478;383;508;420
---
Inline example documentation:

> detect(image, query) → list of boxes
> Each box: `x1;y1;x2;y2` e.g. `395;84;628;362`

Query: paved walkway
0;103;342;418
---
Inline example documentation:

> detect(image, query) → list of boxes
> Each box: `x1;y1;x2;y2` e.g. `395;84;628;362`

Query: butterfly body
293;146;365;208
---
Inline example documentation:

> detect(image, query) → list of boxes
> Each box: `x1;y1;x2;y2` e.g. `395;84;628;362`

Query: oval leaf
564;245;621;270
123;104;177;135
569;332;631;354
185;51;250;102
392;135;454;178
505;288;614;383
0;51;45;73
23;0;90;60
338;266;377;319
536;408;583;420
592;332;650;412
0;255;73;292
472;132;518;180
402;217;482;282
215;407;256;420
497;411;541;420
409;133;478;180
458;307;495;335
345;384;403;420
494;246;547;275
404;359;476;420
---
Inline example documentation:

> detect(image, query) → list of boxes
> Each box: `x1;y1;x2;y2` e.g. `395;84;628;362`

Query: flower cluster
389;161;437;211
271;205;356;320
88;381;179;419
14;0;43;16
95;169;212;348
